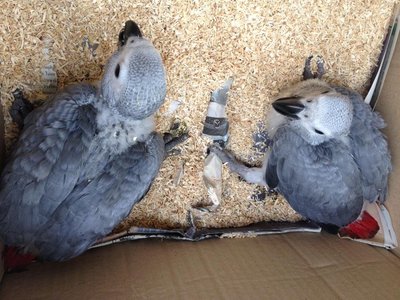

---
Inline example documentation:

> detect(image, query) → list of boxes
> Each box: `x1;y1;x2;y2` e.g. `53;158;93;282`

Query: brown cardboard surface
0;233;399;300
375;32;400;257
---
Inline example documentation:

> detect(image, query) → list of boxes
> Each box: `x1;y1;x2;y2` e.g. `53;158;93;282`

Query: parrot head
272;80;353;145
100;20;166;120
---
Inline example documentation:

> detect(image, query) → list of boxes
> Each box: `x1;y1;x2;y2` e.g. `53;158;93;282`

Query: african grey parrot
0;21;169;262
211;57;391;229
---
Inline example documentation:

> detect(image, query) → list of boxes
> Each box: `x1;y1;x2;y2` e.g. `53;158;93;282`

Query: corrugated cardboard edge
92;220;321;249
375;11;400;257
332;8;400;250
339;202;398;249
367;7;400;107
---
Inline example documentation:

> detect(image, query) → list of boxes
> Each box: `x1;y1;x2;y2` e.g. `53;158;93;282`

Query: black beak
272;97;305;119
118;20;142;47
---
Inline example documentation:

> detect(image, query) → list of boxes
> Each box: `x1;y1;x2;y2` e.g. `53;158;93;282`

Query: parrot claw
303;55;325;80
208;143;237;165
251;186;267;201
252;122;273;154
164;133;189;156
316;56;325;79
303;55;314;80
10;89;34;129
209;143;266;185
164;119;189;155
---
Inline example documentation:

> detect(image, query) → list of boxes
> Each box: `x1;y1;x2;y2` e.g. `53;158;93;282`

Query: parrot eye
115;64;120;78
314;129;324;135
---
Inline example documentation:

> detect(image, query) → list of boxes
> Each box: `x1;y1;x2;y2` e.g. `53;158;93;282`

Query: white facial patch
315;95;353;136
291;94;353;145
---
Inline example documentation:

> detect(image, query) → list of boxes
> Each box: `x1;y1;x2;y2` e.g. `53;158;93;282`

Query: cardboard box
1;15;400;300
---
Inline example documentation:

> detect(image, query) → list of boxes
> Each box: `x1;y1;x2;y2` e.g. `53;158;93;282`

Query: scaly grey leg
209;144;266;186
315;55;325;79
303;55;315;80
10;89;34;129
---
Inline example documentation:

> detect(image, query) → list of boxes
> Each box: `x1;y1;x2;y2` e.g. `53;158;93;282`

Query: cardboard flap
93;220;321;249
1;234;400;299
375;13;400;257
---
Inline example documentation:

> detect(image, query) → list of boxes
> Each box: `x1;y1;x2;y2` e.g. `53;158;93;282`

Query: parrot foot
303;55;325;80
250;186;278;201
208;143;237;165
10;89;34;129
303;55;314;80
252;121;273;154
164;119;189;156
316;56;325;79
209;143;266;185
251;186;267;201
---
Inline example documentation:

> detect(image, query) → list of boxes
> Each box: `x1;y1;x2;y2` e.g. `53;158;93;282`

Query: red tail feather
338;211;380;239
3;246;35;272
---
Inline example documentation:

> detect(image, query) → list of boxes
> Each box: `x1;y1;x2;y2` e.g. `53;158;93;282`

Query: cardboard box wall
1;20;400;300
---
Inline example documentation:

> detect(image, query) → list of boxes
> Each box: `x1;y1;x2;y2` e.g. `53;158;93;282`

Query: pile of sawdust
0;1;397;230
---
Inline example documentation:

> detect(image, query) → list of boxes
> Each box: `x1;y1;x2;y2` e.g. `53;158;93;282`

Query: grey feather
334;87;391;202
266;125;364;226
31;134;164;260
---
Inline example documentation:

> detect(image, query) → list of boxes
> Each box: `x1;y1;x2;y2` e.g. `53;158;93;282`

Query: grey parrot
211;57;391;229
0;21;169;262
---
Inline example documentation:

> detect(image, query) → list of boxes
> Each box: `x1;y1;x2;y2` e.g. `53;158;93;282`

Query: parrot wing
335;87;392;202
266;126;363;226
31;133;165;261
0;84;97;246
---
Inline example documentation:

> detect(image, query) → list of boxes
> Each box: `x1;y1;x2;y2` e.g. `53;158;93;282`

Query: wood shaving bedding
0;0;397;230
